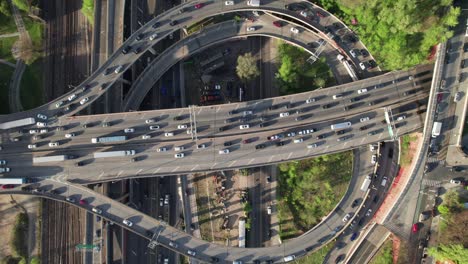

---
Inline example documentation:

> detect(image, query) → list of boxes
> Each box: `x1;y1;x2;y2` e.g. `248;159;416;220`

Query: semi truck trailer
0;178;26;184
360;176;372;192
93;150;135;158
91;136;127;144
33;155;69;163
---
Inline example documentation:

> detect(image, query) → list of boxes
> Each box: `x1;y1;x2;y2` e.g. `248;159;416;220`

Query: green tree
314;77;326;88
30;257;41;264
18;258;26;264
437;205;450;216
428;244;468;264
0;0;11;17
236;53;259;82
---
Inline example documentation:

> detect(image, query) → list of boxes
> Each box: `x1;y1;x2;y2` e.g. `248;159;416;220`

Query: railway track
40;0;91;263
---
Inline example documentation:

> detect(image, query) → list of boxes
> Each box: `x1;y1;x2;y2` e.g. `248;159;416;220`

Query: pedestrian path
0;59;16;68
422;179;442;187
0;32;19;38
426;156;443;164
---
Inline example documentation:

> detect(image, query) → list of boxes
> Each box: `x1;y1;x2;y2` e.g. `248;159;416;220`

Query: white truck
360;176;372;192
91;136;127;144
33;155;69;164
431;121;442;138
0;117;35;130
93;150;135;159
331;122;352;130
0;178;26;184
247;0;260;6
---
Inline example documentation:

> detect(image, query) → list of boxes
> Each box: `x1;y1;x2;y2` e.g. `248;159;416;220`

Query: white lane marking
210;163;218;169
247;158;255;165
97;172;105;180
153;168;161;174
190;165;199;171
171;167;180;172
228;160;237;167
360;137;366;144
287;152;293;159
117;171;123;177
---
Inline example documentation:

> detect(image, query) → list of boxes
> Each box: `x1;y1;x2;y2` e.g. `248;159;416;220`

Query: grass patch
12;0;30;13
295;241;336;264
400;134;417;166
277;151;353;239
81;0;94;25
370;238;393;264
20;59;43;109
0;36;17;63
194;175;215;242
23;16;43;64
276;42;335;95
0;64;14;114
10;212;29;258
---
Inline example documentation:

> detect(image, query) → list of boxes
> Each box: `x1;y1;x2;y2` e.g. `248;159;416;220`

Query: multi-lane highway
1;64;431;182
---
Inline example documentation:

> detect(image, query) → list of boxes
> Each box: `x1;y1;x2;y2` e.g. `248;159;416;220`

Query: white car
164;132;174;137
300;10;307;17
293;138;303;144
115;65;124;74
186;129;196;134
28;144;37;149
219;149;230;154
450;179;462;185
197;144;206;149
342;213;351;222
142;135;151;139
239;124;249;130
279;112;289;117
149;125;160;130
397;115;406;121
225;0;234;5
287;132;296;137
48;142;59;147
0;160;6;165
369;144;376;151
365;209;372;217
290;27;299;34
360;117;370;122
124;128;135;133
174;146;185;151
187;250;196;256
149;33;158;40
359;62;366;70
357;88;368;94
454;92;462;102
37;114;48;120
55;101;64;108
169;241;178;248
29;129;38;134
307;143;317;149
92;207;102;214
174;153;185;158
243;110;253;115
40;129;48;134
65;133;75;138
371;154;377;164
122;219;133;227
68;94;77;101
80;97;89;105
247;27;256;32
177;124;188;129
215;84;221;90
37;122;47;127
157;147;167;152
145;119;155;124
305;98;315;104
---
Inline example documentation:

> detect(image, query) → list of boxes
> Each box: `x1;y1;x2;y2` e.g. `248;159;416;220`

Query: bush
10;213;29;258
30;257;40;264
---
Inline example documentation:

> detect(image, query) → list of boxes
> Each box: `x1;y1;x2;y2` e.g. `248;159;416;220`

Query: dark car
276;141;285;147
136;33;144;41
75;162;83;167
360;49;369;57
146;230;154;238
122;45;131;54
273;21;282;28
152;21;160;28
350;232;358;241
351;199;360;208
368;101;375;106
335;254;345;263
359;125;369;131
336;130;346;135
358;218;365;226
368;60;377;69
224;142;232;147
322;104;330;109
211;257;219;262
169;20;178;26
255;144;266;149
316;134;326;139
316;11;326;18
179;7;187;13
373;195;379;203
133;47;142;54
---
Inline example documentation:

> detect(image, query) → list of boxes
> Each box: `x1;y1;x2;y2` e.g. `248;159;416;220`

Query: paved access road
0;65;432;182
0;0;378;124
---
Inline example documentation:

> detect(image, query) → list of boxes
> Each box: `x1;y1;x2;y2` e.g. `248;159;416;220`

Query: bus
432;122;442;138
331;122;352;130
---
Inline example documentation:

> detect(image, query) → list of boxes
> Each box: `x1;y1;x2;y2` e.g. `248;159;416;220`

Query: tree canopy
236;52;260;82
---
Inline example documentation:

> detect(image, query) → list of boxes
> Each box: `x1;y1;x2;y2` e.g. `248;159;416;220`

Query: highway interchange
0;0;452;263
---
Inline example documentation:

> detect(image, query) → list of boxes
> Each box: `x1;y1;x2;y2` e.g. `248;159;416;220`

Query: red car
316;11;325;18
79;199;87;205
412;223;419;233
273;21;282;28
194;3;204;9
437;93;444;103
1;184;15;189
242;139;252;144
